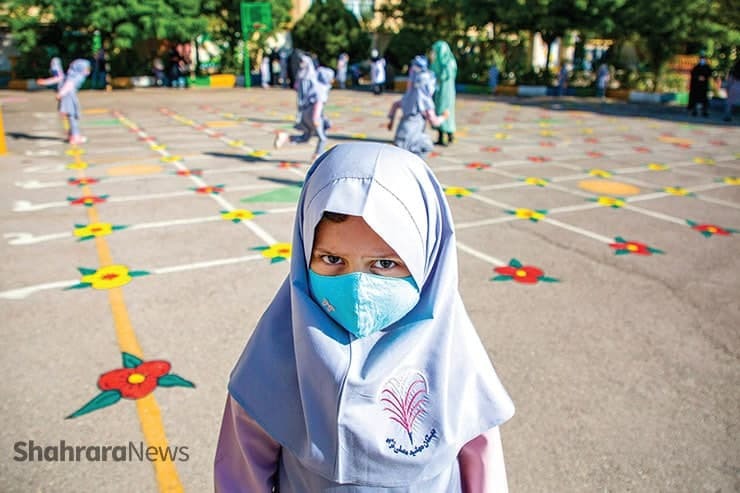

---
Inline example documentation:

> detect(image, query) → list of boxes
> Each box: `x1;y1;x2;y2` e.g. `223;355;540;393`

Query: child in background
336;53;349;89
388;56;448;158
274;55;330;162
56;59;90;145
370;49;386;95
316;66;335;132
215;142;515;492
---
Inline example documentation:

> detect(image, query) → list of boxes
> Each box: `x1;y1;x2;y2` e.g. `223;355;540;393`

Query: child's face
310;215;411;278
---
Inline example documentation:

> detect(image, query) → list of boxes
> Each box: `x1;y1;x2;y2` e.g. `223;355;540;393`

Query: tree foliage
291;0;370;67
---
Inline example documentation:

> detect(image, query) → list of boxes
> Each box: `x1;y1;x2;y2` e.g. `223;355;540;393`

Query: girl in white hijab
216;142;515;492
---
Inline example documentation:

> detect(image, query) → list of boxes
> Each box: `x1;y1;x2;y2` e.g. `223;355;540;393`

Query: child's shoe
274;132;289;149
69;135;88;145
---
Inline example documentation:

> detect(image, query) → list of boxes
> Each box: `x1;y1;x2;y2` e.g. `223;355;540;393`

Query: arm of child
423;109;449;128
387;100;401;130
36;75;63;86
458;426;509;493
214;395;280;493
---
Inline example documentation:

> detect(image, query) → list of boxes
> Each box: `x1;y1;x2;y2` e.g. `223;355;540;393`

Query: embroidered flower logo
381;371;437;456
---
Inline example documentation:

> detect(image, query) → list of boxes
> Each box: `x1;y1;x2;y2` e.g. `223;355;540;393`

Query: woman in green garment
430;40;457;146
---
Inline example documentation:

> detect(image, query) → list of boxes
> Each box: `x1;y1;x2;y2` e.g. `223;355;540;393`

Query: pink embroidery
381;371;429;446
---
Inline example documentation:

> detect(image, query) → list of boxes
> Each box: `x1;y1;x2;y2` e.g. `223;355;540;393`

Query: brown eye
373;259;397;270
322;255;343;265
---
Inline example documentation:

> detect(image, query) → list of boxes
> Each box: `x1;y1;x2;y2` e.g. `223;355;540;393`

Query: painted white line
696;195;740;210
151;254;264;274
624;205;687;225
455;241;506;266
4;232;72;245
0;280;79;300
455;216;518;230
542;217;614;243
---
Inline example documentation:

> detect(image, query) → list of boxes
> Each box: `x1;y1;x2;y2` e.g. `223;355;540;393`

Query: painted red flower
193;185;224;194
68;177;99;186
634;146;651;153
491;259;559;284
209;132;225;138
539;141;555;147
586;151;603;158
98;360;171;399
687;220;738;238
481;146;501;152
68;195;108;206
527;156;551;163
584;137;599;144
466;162;491;170
609;236;664;255
176;169;203;176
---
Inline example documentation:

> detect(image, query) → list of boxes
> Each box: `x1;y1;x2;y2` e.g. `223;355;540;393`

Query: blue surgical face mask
308;270;420;338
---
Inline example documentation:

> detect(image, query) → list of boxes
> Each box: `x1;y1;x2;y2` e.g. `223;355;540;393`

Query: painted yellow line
0;104;7;155
74;157;185;492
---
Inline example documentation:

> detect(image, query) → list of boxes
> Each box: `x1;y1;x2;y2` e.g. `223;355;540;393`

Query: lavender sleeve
214;395;281;493
458;427;510;493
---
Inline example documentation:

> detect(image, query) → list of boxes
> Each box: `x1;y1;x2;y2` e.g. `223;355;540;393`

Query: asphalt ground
0;87;738;493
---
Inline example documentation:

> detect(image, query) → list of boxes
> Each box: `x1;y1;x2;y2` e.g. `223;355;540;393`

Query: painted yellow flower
66;161;89;170
594;197;626;208
494;132;510;139
511;208;547;221
249;150;269;158
444;187;473;197
581;128;594;135
722;176;740;185
150;144;166;151
228;140;244;147
255;243;292;262
664;186;693;196
351;133;367;139
221;209;257;222
693;157;715;165
65;148;85;156
81;265;133;289
589;169;612;178
524;177;549;187
503;124;513;129
647;163;669;171
74;222;113;238
160;155;183;163
539;130;554;137
538;122;551;128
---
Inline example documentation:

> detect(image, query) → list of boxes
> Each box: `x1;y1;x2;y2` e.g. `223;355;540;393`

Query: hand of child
55;93;61;101
387;119;394;131
442;110;450;118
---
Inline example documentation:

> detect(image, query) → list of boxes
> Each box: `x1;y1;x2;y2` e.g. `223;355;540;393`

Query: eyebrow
313;247;402;260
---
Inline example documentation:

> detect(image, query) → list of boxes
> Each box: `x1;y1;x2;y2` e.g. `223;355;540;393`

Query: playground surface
0;87;738;492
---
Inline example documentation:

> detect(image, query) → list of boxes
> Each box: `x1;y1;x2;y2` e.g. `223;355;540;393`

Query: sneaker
69;135;88;145
273;132;289;149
